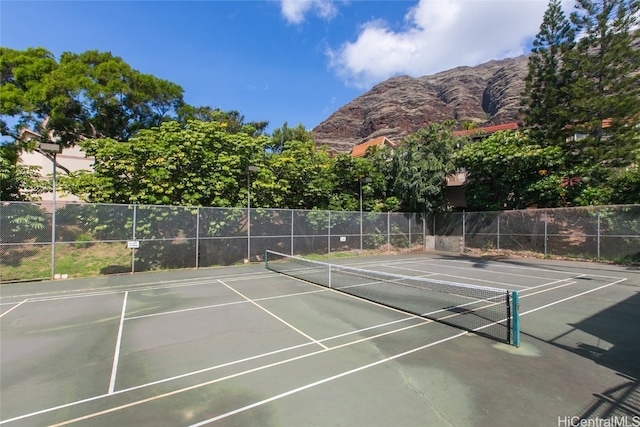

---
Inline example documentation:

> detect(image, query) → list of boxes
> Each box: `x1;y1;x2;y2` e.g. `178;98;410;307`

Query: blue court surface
1;253;638;426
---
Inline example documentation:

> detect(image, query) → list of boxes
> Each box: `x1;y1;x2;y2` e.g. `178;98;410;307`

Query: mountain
312;55;529;153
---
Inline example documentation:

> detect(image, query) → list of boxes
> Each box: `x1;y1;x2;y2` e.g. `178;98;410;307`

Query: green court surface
1;254;638;426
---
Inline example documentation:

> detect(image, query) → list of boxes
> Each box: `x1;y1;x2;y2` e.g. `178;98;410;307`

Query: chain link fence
1;202;638;283
434;205;640;261
0;202;425;282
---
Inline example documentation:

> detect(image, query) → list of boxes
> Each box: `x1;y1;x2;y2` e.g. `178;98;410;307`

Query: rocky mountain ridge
312;55;529;153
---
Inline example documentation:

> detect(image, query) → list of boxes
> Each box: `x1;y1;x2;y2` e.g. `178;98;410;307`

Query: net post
329;265;332;288
264;250;269;269
511;291;520;347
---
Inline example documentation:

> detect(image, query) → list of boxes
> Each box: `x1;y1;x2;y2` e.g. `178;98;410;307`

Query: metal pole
246;166;258;262
511;291;520;347
132;204;137;274
462;211;466;253
544;211;548;257
387;211;390;253
497;213;500;251
247;173;251;262
597;209;601;260
328;210;331;257
195;207;200;269
359;177;371;254
50;153;56;280
359;180;363;254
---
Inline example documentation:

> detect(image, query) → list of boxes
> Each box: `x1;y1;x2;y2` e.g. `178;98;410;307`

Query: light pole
39;143;61;280
246;165;259;262
359;177;372;254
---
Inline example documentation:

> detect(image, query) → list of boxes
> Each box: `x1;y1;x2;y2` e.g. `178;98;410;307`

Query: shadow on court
1;254;639;426
536;291;640;422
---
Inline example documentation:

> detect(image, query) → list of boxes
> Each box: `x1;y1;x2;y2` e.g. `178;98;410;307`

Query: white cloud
280;0;337;24
327;0;552;89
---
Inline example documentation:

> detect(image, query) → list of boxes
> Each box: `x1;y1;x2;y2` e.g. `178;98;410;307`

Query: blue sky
1;0;554;133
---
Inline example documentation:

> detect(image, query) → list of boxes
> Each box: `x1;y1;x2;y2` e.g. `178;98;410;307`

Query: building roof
350;136;397;157
453;122;519;137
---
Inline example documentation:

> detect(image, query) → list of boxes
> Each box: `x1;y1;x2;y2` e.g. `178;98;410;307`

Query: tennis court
1;253;638;426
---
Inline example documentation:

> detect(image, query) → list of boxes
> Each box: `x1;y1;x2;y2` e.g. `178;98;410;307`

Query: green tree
390;122;458;214
565;0;640;167
1;48;185;146
0;143;47;201
0;47;58;138
178;106;268;137
521;0;575;145
261;124;335;209
60;120;270;206
455;131;565;210
268;122;312;153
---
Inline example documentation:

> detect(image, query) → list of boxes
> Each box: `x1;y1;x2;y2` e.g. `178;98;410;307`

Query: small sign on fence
127;240;140;249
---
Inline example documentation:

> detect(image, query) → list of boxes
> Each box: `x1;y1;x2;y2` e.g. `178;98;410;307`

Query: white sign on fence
127;240;140;249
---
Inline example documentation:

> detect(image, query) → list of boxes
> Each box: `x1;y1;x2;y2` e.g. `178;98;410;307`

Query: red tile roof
350;136;397;157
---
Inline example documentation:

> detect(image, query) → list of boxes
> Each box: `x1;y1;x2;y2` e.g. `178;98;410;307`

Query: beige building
19;125;94;202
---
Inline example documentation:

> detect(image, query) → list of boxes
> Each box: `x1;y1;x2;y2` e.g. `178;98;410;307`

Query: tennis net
265;250;520;346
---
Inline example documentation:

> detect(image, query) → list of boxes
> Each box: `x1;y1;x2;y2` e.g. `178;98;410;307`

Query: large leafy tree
60;120;270;206
260;124;336;209
521;0;575;145
565;0;640;167
1;48;185;146
455;131;565;210
390;122;458;214
0;143;47;201
178;106;268;137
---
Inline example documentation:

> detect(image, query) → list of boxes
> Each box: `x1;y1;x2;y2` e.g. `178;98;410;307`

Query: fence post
497;213;500;251
387;211;391;253
597;209;601;260
195;207;200;269
328;211;331;257
291;209;294;256
544;211;548;257
131;204;137;274
462;211;466;253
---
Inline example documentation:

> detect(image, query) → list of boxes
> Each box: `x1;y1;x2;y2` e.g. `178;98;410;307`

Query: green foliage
261;125;336;209
1;203;47;243
566;1;639;166
0;143;47;200
390;122;457;214
455;131;565;210
60;120;269;207
1;48;185;145
521;0;575;145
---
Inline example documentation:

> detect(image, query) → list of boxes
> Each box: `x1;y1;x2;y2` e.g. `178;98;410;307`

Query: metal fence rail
435;205;640;260
1;202;638;282
0;202;425;282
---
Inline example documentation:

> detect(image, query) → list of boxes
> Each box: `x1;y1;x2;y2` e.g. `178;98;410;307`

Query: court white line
125;288;325;321
519;278;628;316
218;280;329;350
0;305;434;425
397;258;629;280
383;264;523;289
0;271;271;302
108;292;128;395
48;330;468;427
519;275;586;293
0;299;28;318
188;331;469;426
519;281;577;298
1;269;630;425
